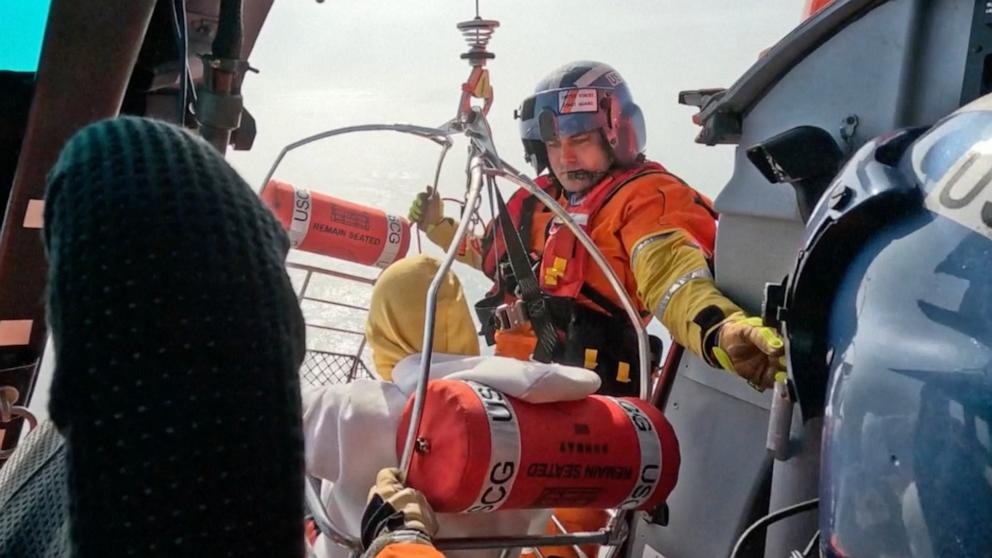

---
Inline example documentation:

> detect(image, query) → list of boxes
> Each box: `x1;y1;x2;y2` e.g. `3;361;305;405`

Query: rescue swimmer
410;61;784;394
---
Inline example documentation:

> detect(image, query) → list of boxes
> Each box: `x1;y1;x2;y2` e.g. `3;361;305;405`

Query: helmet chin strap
565;169;609;182
559;168;611;203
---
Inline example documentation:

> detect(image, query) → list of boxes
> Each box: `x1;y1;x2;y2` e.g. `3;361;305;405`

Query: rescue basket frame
266;109;658;558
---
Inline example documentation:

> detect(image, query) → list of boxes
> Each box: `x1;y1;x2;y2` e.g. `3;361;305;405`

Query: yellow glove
360;468;438;552
408;187;443;232
712;312;785;390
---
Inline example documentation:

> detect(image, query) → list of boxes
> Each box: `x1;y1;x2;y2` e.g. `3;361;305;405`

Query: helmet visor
518;88;610;142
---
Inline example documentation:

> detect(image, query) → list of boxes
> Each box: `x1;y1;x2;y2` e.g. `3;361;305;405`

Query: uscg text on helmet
925;147;992;239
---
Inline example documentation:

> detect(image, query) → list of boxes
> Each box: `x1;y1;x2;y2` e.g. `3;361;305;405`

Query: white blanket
302;353;601;558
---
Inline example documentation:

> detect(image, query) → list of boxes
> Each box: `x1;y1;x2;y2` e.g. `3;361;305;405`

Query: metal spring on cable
457;19;497;50
456;18;499;65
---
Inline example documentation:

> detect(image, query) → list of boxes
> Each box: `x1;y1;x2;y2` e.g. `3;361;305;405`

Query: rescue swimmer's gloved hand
712;312;785;390
408;187;444;232
361;468;438;556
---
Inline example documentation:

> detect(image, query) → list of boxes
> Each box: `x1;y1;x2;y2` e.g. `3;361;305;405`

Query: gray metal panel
765;417;823;555
714;0;920;222
631;1;978;558
712;215;806;311
678;352;773;411
632;355;772;558
717;8;975;545
695;0;890;130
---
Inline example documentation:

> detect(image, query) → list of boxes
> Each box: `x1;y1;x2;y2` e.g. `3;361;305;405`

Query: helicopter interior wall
1;0;275;458
122;0;273;96
0;72;35;218
631;1;976;557
629;369;773;558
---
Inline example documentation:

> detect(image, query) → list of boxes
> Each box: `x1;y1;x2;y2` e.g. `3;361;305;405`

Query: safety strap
482;181;555;284
494;187;560;362
517;192;542;252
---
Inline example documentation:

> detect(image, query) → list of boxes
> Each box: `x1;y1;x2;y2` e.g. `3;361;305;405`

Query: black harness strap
493;186;560;362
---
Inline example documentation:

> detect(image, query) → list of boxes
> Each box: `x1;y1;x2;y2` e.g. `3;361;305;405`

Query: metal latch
493;299;529;331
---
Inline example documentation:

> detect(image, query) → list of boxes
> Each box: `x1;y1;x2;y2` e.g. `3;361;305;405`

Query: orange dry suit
426;159;744;397
372;542;443;558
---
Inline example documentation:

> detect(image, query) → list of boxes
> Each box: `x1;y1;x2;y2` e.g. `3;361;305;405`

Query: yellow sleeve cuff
423;218;484;271
424;217;457;250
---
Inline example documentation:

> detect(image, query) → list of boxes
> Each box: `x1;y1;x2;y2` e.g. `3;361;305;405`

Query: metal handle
400;156;485;476
260;123;452;192
766;374;794;460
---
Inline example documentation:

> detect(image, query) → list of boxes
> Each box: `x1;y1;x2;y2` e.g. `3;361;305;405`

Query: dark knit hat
44;117;305;557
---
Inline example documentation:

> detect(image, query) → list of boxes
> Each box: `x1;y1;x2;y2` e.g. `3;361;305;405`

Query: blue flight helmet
516;61;647;175
779;95;992;556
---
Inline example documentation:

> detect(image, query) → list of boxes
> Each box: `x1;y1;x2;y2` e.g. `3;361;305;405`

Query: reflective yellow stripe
629;232;675;268
654;268;712;320
545;256;568;286
616;361;631;383
712;346;736;372
584;348;599;369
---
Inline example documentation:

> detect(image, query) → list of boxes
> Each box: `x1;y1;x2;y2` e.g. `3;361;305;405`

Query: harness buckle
493;299;530;331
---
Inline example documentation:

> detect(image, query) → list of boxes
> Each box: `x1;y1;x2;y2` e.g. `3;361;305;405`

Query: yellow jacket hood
366;255;480;380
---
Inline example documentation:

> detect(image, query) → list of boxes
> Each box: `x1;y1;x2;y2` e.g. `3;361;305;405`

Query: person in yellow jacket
410;60;783;394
